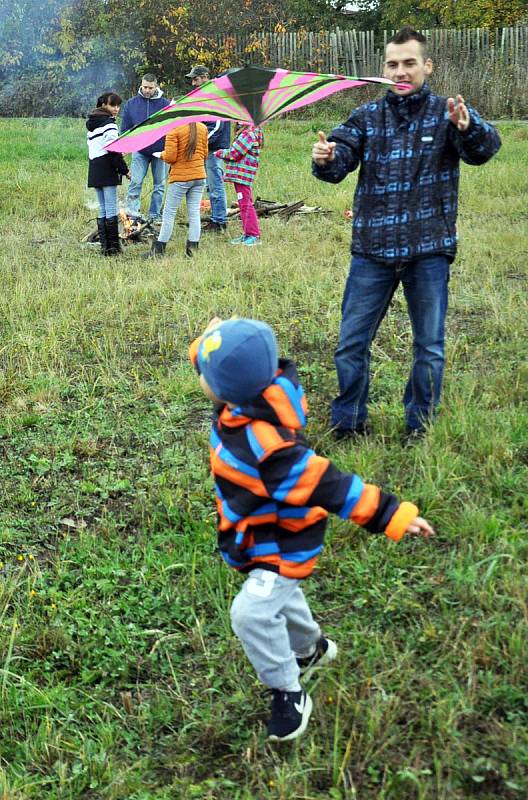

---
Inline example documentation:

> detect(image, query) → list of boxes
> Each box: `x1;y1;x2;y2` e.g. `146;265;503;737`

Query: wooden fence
215;26;528;75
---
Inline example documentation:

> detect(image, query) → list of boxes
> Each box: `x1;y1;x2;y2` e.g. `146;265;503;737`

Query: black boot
143;240;166;260
185;240;199;258
97;217;108;255
105;216;122;256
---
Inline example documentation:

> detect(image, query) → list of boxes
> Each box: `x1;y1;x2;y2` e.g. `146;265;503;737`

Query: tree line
1;0;527;117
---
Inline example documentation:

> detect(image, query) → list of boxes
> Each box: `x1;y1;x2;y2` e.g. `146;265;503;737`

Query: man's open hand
447;95;470;132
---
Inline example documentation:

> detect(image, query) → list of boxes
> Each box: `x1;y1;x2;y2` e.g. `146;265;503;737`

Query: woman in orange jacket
147;122;208;258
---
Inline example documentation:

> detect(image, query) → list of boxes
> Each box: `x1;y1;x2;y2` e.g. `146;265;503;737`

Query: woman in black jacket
86;92;130;255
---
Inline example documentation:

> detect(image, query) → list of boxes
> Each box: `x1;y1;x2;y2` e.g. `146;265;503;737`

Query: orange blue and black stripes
188;351;413;579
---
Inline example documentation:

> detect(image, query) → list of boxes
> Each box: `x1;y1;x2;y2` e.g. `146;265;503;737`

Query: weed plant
0;116;526;799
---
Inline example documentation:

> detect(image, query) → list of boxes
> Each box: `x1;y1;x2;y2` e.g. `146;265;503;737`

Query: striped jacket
190;341;418;578
215;126;263;186
312;82;501;264
86;109;129;188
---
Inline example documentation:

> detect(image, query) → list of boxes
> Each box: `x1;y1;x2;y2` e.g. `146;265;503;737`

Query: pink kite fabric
106;66;411;154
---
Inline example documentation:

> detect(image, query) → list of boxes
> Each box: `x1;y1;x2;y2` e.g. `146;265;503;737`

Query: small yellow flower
30;590;37;597
17;555;24;562
326;695;334;704
268;779;276;787
49;603;57;610
28;554;34;561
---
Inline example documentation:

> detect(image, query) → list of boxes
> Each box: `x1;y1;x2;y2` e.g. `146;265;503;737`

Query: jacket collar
385;81;431;121
138;88;164;99
88;108;114;118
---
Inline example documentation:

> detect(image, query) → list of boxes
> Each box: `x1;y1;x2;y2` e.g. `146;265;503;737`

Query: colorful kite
106;65;410;154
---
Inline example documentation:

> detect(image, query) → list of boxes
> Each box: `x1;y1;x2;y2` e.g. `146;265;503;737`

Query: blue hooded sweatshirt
121;88;168;157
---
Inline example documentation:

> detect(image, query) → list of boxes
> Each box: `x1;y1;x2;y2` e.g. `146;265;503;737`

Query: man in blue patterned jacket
312;26;501;442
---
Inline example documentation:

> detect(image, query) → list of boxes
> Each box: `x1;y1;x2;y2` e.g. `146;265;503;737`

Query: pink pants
234;182;260;238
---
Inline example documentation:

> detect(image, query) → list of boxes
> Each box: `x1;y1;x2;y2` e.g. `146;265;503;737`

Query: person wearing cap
121;73;168;223
186;65;231;233
189;316;434;742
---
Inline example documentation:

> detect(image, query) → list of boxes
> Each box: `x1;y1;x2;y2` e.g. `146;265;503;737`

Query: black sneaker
332;422;371;441
402;426;426;446
267;688;313;741
297;637;338;678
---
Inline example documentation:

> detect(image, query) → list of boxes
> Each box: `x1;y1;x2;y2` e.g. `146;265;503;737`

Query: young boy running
189;317;434;741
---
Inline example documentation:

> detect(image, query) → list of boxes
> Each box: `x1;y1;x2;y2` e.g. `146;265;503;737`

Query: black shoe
96;217;108;255
104;216;122;256
185;240;199;258
297;637;338;678
143;240;166;260
403;427;426;446
202;220;226;233
332;422;371;441
267;688;313;741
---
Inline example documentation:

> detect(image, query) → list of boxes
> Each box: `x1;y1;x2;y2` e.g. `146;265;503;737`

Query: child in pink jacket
215;124;263;246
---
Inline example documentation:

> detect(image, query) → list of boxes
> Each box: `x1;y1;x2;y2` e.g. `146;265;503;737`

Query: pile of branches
81;214;155;245
227;197;332;220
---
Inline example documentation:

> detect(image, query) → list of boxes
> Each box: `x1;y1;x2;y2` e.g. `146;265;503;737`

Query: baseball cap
197;319;278;405
186;65;209;79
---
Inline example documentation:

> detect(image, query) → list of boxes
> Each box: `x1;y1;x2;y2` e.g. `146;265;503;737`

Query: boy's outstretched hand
406;517;435;538
203;316;222;334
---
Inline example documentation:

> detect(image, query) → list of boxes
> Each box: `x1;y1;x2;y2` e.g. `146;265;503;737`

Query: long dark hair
96;92;122;108
184;123;198;160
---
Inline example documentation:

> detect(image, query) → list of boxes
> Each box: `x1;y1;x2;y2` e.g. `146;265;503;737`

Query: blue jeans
205;153;227;224
332;255;450;432
158;179;206;244
94;186;118;218
126;152;167;220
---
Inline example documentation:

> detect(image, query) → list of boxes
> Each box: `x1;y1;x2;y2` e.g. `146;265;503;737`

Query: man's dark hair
142;73;158;84
388;26;429;57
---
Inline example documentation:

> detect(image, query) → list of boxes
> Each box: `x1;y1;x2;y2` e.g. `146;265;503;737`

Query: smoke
0;1;70;67
0;1;145;117
84;191;101;211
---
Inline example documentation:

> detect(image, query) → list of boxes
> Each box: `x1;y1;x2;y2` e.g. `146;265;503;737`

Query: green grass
0;115;527;800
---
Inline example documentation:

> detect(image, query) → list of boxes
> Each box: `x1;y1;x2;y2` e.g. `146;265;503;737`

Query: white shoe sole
300;638;338;679
268;694;313;742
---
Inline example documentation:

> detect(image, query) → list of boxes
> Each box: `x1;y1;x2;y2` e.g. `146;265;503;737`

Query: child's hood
86;109;115;131
219;358;307;431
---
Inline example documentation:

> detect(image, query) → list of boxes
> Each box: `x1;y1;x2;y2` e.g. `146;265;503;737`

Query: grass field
0;114;527;800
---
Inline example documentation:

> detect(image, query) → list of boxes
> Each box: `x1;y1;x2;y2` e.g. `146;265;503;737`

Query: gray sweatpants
230;568;321;690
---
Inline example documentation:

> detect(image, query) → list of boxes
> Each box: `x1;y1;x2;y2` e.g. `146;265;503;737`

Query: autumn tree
353;0;528;29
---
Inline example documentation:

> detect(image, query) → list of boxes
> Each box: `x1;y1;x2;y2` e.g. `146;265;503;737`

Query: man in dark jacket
186;65;231;232
312;26;501;442
121;73;168;222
